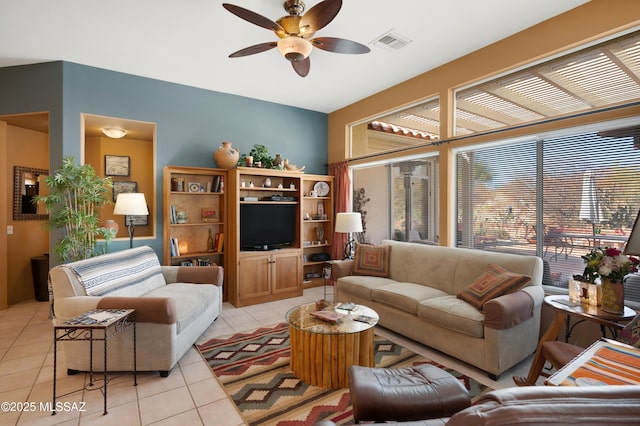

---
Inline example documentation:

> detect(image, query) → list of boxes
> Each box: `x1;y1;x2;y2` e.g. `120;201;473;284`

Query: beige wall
328;0;640;246
85;136;155;239
6;125;49;304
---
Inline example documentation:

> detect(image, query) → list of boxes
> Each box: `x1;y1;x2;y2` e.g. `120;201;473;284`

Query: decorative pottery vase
600;277;624;314
101;219;119;235
214;141;239;169
273;154;283;167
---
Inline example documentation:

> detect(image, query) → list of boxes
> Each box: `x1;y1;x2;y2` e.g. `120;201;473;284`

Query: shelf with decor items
301;174;334;288
227;167;304;306
162;166;227;290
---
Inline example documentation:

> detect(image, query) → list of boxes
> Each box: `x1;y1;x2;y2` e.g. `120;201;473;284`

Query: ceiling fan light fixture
102;127;127;139
277;36;312;62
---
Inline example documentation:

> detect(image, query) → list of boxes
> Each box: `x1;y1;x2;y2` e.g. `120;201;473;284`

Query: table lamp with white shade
335;212;363;260
113;193;149;248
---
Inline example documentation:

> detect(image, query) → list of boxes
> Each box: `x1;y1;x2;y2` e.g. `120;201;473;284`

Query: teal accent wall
1;61;328;256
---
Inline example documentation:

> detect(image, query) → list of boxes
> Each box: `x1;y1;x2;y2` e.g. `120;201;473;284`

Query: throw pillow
457;264;531;311
353;244;391;278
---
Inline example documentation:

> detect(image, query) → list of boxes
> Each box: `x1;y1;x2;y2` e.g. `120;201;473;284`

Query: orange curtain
329;161;351;260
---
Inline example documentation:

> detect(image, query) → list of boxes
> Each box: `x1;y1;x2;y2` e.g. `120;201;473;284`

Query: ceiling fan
222;0;370;77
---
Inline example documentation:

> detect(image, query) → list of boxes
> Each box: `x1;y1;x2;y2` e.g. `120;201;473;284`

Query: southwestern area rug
197;323;489;426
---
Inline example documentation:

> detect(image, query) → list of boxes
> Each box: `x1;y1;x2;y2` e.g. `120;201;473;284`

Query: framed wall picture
113;181;137;202
127;212;149;226
105;155;130;176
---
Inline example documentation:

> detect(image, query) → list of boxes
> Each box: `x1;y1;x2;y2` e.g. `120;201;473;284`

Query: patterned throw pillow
353;244;391;278
457;264;531;311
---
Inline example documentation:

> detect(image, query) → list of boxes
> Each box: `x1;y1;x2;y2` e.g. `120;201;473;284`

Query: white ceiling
0;0;589;113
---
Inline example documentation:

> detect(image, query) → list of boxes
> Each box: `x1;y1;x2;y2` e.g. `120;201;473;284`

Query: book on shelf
216;232;224;252
170;205;177;224
211;175;224;193
310;310;345;323
213;232;220;252
170;237;181;256
211;176;220;192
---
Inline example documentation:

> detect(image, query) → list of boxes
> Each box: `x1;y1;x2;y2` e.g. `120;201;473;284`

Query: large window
350;98;439;158
456;118;640;304
455;31;640;137
352;155;439;245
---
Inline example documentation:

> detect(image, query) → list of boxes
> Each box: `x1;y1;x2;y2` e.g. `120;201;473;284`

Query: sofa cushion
456;264;531;311
353;244;391;278
66;246;165;296
145;283;218;333
418;296;485;338
337;275;395;300
372;283;448;315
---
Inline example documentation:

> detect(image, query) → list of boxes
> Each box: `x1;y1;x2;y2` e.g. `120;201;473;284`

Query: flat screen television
240;204;297;250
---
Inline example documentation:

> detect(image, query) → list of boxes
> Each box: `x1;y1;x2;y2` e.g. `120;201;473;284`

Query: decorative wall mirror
13;165;49;220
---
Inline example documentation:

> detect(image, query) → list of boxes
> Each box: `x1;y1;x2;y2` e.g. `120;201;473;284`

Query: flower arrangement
581;246;639;284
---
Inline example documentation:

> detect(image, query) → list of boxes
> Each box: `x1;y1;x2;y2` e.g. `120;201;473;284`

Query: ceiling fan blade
222;3;283;32
291;57;310;77
229;42;278;58
300;0;342;35
311;37;370;54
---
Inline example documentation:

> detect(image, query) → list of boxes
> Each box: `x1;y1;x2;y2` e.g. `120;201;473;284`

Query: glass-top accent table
286;302;379;388
53;309;136;416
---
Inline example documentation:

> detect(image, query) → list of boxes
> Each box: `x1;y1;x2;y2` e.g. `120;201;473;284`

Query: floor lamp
335;212;363;260
114;193;149;248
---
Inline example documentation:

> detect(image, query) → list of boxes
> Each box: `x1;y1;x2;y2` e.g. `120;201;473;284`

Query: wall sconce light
277;36;313;62
102;127;127;139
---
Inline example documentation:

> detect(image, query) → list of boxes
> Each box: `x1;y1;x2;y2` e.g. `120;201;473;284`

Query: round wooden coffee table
286;302;379;389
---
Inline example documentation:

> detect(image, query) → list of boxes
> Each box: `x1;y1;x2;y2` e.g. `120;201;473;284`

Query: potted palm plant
36;156;116;262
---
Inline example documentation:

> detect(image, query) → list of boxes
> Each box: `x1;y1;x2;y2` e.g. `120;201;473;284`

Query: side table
53;309;136;415
513;295;635;386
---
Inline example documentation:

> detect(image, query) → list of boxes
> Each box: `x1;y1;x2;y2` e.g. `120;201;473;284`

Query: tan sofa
50;246;223;376
334;240;543;379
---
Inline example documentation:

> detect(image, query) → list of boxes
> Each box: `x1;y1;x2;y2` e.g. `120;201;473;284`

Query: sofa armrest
328;260;354;281
161;265;223;286
97;297;177;324
484;290;534;330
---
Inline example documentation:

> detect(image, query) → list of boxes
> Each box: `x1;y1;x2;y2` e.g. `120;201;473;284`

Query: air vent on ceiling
371;30;412;51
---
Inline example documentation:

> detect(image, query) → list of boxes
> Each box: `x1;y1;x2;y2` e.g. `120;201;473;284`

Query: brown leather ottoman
349;364;471;423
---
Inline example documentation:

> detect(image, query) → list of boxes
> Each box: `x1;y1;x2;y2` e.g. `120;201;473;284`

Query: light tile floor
0;287;537;425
